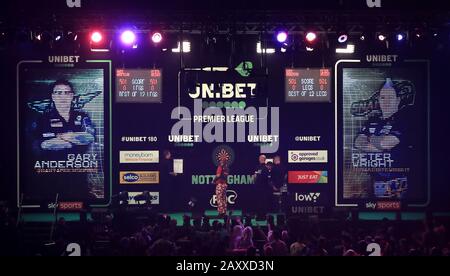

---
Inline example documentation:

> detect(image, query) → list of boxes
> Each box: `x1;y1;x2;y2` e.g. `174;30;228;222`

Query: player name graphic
352;153;394;168
170;99;280;153
34;153;99;170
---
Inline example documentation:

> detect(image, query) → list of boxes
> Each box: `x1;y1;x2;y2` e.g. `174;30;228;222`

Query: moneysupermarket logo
288;150;328;163
120;171;160;184
120;151;159;163
192;174;254;185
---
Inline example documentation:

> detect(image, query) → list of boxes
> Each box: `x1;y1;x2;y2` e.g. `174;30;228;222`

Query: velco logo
210;190;238;208
120;171;159;184
123;173;139;182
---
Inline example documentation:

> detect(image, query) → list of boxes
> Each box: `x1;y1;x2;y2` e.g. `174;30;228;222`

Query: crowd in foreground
1;205;449;256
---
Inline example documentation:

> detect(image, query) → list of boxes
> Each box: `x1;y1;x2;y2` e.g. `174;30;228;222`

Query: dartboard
212;145;235;166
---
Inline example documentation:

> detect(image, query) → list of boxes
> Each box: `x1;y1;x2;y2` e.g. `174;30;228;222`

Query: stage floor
19;210;450;225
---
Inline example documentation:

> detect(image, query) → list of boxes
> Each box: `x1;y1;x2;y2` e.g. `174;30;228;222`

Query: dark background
1;0;449;212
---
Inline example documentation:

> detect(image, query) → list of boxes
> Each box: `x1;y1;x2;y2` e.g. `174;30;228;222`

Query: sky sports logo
365;201;401;210
120;171;160;184
288;150;328;163
288;171;328;184
120;151;159;163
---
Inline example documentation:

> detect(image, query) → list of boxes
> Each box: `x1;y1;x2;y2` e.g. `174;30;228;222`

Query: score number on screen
116;69;162;103
285;68;331;103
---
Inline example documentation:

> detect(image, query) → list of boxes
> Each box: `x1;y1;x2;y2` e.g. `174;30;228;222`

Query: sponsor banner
210;190;238;208
58;202;84;211
119;171;159;184
123;192;160;205
288;150;328;163
294;193;321;203
288;171;328;184
192;174;254;185
119;150;159;163
365;201;401;211
290;206;326;215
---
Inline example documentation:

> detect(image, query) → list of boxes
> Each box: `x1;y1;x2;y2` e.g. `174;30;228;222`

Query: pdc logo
210;190;238;207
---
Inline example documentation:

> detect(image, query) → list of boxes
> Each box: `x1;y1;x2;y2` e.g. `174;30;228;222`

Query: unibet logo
235;61;253;77
210;190;238;207
123;173;139;182
295;193;320;203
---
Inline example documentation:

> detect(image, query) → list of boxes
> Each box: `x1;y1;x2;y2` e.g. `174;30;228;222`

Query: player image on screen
350;77;412;200
354;78;402;153
24;73;104;203
35;79;96;151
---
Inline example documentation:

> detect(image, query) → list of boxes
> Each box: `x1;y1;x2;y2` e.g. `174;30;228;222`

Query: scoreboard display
116;69;162;103
285;68;331;103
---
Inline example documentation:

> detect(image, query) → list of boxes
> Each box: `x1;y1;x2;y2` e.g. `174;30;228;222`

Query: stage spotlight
35;31;52;43
276;31;288;43
0;31;7;44
90;31;110;52
396;33;406;42
360;34;366;41
338;33;348;44
377;34;386;41
305;32;317;43
90;31;103;43
53;30;64;43
66;31;78;41
151;32;163;44
121;30;136;45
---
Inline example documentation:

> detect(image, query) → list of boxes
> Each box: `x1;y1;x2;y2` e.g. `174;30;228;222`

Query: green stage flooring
21;211;450;226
